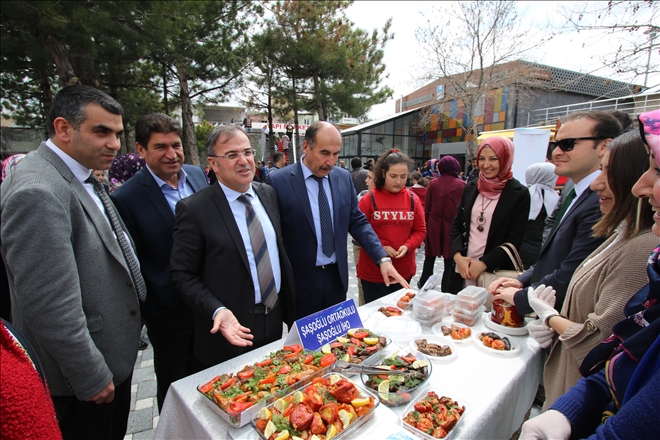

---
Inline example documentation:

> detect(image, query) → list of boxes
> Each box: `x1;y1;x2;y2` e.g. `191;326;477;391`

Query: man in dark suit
267;122;409;319
1;85;142;439
110;113;208;411
170;126;295;367
491;111;622;314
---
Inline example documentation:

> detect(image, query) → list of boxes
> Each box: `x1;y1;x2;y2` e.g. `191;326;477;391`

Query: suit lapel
328;170;340;235
489;184;516;237
464;183;478;224
183;164;207;193
253;183;281;236
540;187;594;253
210;184;251;271
140;169;175;230
290;162;316;234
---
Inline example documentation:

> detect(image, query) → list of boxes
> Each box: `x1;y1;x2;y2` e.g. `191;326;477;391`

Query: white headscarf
526;162;559;220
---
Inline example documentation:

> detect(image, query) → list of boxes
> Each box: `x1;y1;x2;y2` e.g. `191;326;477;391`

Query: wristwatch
377;257;392;266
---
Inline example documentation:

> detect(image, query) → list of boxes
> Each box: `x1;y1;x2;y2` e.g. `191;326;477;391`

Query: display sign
283;299;363;351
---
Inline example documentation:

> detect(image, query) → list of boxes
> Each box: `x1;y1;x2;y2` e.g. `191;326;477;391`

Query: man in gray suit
1;85;143;439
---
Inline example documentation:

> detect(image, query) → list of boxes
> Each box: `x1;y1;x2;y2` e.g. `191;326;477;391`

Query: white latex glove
520;410;572;440
527;319;555;348
527;285;558;324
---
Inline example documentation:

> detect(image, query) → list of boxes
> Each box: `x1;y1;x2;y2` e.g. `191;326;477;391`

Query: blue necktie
312;175;335;257
237;194;278;309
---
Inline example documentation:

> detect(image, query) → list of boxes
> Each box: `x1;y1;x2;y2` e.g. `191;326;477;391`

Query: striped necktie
85;175;147;303
311;175;335;257
237;194;278;309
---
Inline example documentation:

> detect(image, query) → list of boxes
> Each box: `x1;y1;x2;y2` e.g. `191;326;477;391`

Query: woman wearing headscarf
1;154;26;183
526;130;655;410
418;156;465;290
519;163;560;268
108;152;145;192
449;137;530;292
520;109;660;440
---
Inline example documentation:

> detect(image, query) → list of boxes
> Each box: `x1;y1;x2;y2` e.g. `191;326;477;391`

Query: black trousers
362;278;411;304
145;301;205;411
295;264;346;320
52;375;132;440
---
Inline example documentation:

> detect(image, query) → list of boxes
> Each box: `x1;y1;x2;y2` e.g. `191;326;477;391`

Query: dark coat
450;178;531;271
424;175;465;258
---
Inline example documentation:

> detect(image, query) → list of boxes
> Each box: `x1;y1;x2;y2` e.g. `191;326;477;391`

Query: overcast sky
344;1;659;119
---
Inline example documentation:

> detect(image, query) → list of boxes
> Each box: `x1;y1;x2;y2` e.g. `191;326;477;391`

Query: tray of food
361;349;432;407
319;328;390;365
472;331;520;357
197;345;333;427
395;290;416;310
431;322;473;344
400;389;468;440
409;337;457;362
251;373;379;440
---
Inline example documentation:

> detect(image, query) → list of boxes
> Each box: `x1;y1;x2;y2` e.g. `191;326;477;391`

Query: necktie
531;187;577;283
237;194;278;309
312;175;335;257
85;175;147;303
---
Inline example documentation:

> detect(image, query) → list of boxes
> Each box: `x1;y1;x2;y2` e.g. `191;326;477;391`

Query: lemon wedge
326;424;338;439
275;431;290;440
321;344;331;354
264;420;277;439
378;380;390;394
363;337;379;346
351;397;370;407
412;360;429;369
347;328;358;337
336;336;350;343
328;374;341;384
387;350;399;360
257;406;271;420
273;398;287;413
293;391;304;404
390;375;405;383
338;408;353;429
342;353;350;362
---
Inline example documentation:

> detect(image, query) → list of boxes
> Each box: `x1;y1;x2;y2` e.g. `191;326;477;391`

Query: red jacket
357;188;426;283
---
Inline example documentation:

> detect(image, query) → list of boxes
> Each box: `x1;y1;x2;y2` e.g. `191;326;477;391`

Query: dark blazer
110;165;208;321
170;182;295;366
266;162;386;297
514;186;605;314
450;178;531;272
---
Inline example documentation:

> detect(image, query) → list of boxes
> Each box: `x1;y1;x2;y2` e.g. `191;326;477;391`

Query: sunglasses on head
554;137;604;152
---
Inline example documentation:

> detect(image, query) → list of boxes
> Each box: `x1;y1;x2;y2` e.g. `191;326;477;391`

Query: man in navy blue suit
490;110;622;314
111;114;208;410
267;122;409;319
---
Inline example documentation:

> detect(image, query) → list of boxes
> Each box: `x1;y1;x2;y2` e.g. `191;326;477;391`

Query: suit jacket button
130;310;137;316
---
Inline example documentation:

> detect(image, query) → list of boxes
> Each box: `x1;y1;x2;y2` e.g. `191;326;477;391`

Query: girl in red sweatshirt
357;150;426;303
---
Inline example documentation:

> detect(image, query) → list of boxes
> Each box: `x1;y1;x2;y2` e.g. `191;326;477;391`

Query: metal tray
250;372;380;440
399;387;469;440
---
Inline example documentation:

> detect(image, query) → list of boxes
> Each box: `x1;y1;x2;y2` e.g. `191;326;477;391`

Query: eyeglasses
554;137;604;152
209;148;256;160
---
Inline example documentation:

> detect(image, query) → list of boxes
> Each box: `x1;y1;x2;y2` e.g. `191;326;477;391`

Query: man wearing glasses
491;110;622;314
170;126;295;367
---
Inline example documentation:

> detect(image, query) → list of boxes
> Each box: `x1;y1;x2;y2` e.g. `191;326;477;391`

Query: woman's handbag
477;243;525;310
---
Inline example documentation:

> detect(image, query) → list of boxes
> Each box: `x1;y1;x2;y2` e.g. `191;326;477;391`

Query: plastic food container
411;301;443;318
411;309;445;327
452;305;485;326
400;388;469;440
250;373;380;440
412;290;446;308
456;286;488;304
372;316;422;346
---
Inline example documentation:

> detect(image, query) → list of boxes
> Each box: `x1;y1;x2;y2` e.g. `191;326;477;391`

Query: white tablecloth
155;291;543;440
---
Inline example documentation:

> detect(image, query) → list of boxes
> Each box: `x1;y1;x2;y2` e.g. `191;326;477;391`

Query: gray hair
48;85;123;137
205;125;248;157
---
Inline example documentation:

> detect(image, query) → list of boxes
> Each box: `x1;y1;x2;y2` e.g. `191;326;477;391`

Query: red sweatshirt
357;188;426;283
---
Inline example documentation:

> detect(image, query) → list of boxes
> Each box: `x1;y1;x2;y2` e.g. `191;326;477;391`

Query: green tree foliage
195;120;214;154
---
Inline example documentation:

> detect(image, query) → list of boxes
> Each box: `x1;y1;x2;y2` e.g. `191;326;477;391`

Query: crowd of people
1;82;658;440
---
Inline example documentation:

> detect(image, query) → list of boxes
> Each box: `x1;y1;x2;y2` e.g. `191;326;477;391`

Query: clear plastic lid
412;290;446;307
457;286;488;302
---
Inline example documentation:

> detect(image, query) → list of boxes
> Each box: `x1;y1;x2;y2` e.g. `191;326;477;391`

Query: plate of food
251;373;379;440
472;331;520;357
319;328;390;365
400;389;468;440
483;312;531;336
431;322;473;344
409;337;457;362
361;350;432;407
369;305;405;319
197;345;330;427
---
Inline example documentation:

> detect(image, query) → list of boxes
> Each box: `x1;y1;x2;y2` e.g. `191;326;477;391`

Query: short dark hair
411;171;422;181
205;125;248;157
48;85;123;137
351;157;362;169
135;113;181;147
592;130;654;240
304;121;340;149
373;149;412;190
606;110;634;133
273;152;284;163
562;110;622;143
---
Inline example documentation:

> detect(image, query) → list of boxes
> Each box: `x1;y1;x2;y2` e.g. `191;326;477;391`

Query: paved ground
124;240;538;439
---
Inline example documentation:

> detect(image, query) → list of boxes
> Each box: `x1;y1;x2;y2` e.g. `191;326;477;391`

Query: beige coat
542;228;656;409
